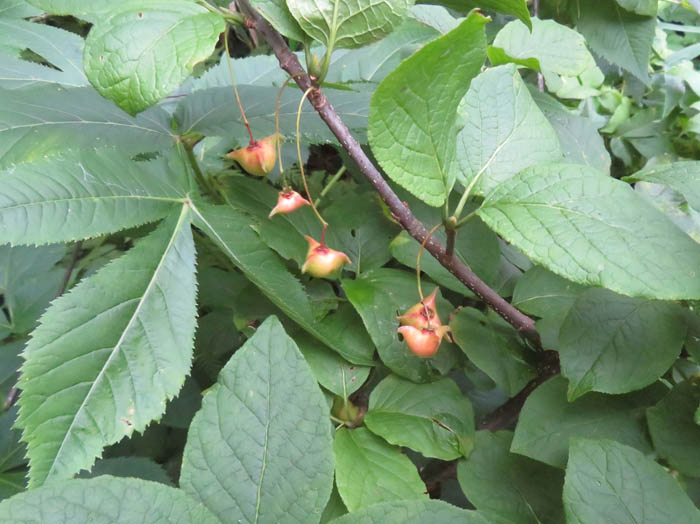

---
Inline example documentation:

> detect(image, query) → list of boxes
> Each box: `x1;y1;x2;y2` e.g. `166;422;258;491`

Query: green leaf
76;456;173;485
512;266;586;319
287;0;413;50
558;289;686;400
0;407;25;473
26;0;159;23
250;0;306;41
450;308;536;396
647;377;700;477
0;476;219;523
512;376;665;468
0;18;86;86
176;85;370;144
342;268;459;382
190;202;375;365
334;427;427;512
0;55;86;90
293;330;371;397
457;430;565;524
456;64;562;195
616;0;658;16
488;18;603;99
0;472;24;502
422;0;531;29
330;499;492;523
369;12;487;206
0;244;65;333
181;316;334;523
364;374;474;460
575;0;655;84
0;149;188;246
16;207;197;488
83;2;225;114
0;0;41;19
530;89;611;173
0;85;175;167
477;163;700;300
564;439;699;523
624;161;700;211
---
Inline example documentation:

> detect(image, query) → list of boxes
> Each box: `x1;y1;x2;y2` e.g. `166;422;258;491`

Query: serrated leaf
330;499;492;523
477;163;700;300
512;376;664;468
424;0;530;28
457;430;565;524
530;88;611;173
0;85;175;167
369;12;487;206
287;0;412;50
647;377;700;477
293;330;371;398
558;289;686;400
0;18;86;86
190;202;375;365
364;375;474;460
456;64;562;195
0;55;86;89
0;476;219;523
0;149;189;246
77;456;173;485
16;207;197;488
450;308;536;396
180;316;334;523
342;268;459;382
83;2;225;114
334;427;427;512
176;84;370;144
616;0;658;16
576;0;655;84
564;439;699;523
624;161;700;211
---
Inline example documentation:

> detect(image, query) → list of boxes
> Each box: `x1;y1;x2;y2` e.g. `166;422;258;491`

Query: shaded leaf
329;498;492;523
76;456;173;485
423;0;530;29
624;161;700;211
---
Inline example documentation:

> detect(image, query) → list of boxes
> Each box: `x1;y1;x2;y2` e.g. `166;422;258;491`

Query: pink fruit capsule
226;134;279;176
398;325;450;358
397;287;441;330
301;235;351;278
269;189;310;218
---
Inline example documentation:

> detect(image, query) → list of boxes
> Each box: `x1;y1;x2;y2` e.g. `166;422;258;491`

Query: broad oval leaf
83;2;225;114
364;374;474;460
476;163;700;300
512;376;665;468
564;439;699;523
330;499;492;523
0;476;219;523
16;207;197;488
334;427;427;511
457;431;565;524
647;377;700;477
422;0;530;28
558;289;686;400
624;161;700;211
190;202;375;365
287;0;412;50
456;64;562;195
180;316;334;524
616;0;658;15
0;149;188;246
0;85;175;168
369;12;487;206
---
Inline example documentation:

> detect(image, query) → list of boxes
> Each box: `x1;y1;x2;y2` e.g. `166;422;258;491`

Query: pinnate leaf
369;12;487;206
334;427;427;512
181;316;334;524
477;163;700;300
0;149;188;246
16;207;197;488
0;476;219;523
564;439;699;523
83;1;225;114
456;64;562;195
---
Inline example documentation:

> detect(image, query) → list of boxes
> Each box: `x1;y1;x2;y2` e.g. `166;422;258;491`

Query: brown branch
236;0;541;348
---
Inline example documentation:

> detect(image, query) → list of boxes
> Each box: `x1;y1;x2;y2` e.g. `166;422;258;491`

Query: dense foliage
0;0;700;522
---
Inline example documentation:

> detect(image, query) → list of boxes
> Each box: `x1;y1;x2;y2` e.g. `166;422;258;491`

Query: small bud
226;134;279;176
269;189;310;218
397;287;440;330
397;325;450;358
301;235;351;278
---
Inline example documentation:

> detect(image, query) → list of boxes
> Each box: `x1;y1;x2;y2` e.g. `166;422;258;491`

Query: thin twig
237;0;541;347
56;241;82;298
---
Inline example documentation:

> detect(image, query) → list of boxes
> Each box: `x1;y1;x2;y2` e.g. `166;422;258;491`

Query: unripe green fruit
226;134;279;176
301;235;351;278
